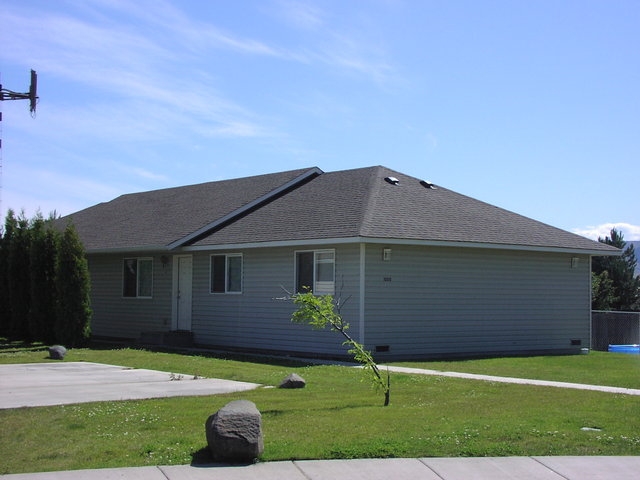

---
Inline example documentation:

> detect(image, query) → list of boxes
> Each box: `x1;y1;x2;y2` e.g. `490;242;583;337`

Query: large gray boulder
205;400;264;463
279;373;306;389
48;345;67;360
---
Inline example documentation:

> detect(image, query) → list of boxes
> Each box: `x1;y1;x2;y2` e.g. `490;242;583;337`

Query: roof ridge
358;166;394;236
167;167;322;249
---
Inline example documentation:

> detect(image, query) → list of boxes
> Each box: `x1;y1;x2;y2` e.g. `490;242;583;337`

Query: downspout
359;243;366;344
589;255;593;351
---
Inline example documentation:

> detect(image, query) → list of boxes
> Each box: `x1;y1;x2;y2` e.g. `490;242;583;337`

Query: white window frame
122;257;153;298
295;249;335;295
210;253;243;294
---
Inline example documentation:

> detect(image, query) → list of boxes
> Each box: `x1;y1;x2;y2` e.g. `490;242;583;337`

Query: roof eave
86;245;170;255
179;236;622;256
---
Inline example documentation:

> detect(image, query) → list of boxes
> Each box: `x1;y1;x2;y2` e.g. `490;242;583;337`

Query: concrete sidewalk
382;365;640;395
3;457;640;479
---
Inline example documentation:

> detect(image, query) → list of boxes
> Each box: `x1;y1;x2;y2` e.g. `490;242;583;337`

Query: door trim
171;255;193;331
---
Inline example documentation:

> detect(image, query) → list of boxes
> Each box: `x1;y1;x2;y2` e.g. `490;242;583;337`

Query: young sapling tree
289;289;390;406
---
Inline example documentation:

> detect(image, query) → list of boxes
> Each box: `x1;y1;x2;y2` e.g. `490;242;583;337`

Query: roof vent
384;176;400;185
420;180;436;189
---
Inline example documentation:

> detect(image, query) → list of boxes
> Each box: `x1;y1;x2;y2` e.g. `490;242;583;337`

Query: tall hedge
0;211;92;346
55;222;92;346
29;215;60;344
7;211;32;341
0;213;14;338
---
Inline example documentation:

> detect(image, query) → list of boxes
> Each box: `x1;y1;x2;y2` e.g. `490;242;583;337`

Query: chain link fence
591;311;640;351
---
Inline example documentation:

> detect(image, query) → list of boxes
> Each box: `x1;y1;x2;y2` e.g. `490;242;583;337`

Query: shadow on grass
2;335;348;370
87;338;317;369
190;446;258;468
190;446;214;466
0;339;48;354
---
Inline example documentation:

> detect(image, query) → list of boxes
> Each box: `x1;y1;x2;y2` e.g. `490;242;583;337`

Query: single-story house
62;166;620;360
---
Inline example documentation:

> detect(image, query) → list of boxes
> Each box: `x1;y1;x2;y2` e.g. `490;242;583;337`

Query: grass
1;342;640;474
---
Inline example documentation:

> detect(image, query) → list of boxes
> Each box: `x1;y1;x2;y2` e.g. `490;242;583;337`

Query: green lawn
1;343;639;474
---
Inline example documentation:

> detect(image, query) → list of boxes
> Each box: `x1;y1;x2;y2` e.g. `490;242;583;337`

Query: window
210;254;242;293
123;258;153;298
295;249;335;295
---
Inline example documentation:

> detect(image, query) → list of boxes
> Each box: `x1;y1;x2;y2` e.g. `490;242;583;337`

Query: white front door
173;255;193;331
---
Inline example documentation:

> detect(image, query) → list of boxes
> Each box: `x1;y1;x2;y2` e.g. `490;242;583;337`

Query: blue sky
1;0;639;241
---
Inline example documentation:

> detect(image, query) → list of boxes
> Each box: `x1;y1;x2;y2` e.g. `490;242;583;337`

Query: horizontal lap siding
89;243;589;359
88;254;172;338
191;244;361;356
364;245;590;358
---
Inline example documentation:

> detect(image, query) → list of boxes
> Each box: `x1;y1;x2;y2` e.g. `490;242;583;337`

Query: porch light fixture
571;257;579;268
383;248;392;261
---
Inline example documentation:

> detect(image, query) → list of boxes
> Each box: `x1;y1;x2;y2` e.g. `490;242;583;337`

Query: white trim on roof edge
177;236;621;256
165;167;323;250
86;245;169;254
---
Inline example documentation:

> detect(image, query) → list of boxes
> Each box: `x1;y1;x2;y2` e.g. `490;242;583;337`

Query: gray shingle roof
63;167;318;251
64;165;619;254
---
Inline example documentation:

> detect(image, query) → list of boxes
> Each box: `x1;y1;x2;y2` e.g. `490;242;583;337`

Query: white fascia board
86;245;169;255
179;236;621;256
360;237;623;256
166;167;323;250
180;237;360;252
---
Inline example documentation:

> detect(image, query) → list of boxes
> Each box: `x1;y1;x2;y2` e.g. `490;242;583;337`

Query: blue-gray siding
87;243;591;359
363;245;590;358
191;244;361;357
88;254;172;338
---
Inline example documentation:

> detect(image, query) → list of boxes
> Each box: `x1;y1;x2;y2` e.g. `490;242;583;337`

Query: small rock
205;400;264;463
48;345;67;360
279;373;306;389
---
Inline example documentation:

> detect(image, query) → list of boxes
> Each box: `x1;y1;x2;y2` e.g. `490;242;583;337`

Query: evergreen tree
55;223;92;346
591;271;616;310
7;211;32;340
592;228;640;311
0;217;12;338
29;214;60;343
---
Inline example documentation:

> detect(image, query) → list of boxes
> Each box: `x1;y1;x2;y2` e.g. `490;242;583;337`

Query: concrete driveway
0;362;260;409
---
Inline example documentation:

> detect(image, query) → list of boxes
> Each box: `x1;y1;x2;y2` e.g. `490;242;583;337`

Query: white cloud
90;0;284;57
276;0;326;30
572;223;640;241
270;1;399;86
199;121;267;138
2;3;275;143
3;163;124;218
4;0;399;138
118;166;168;182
